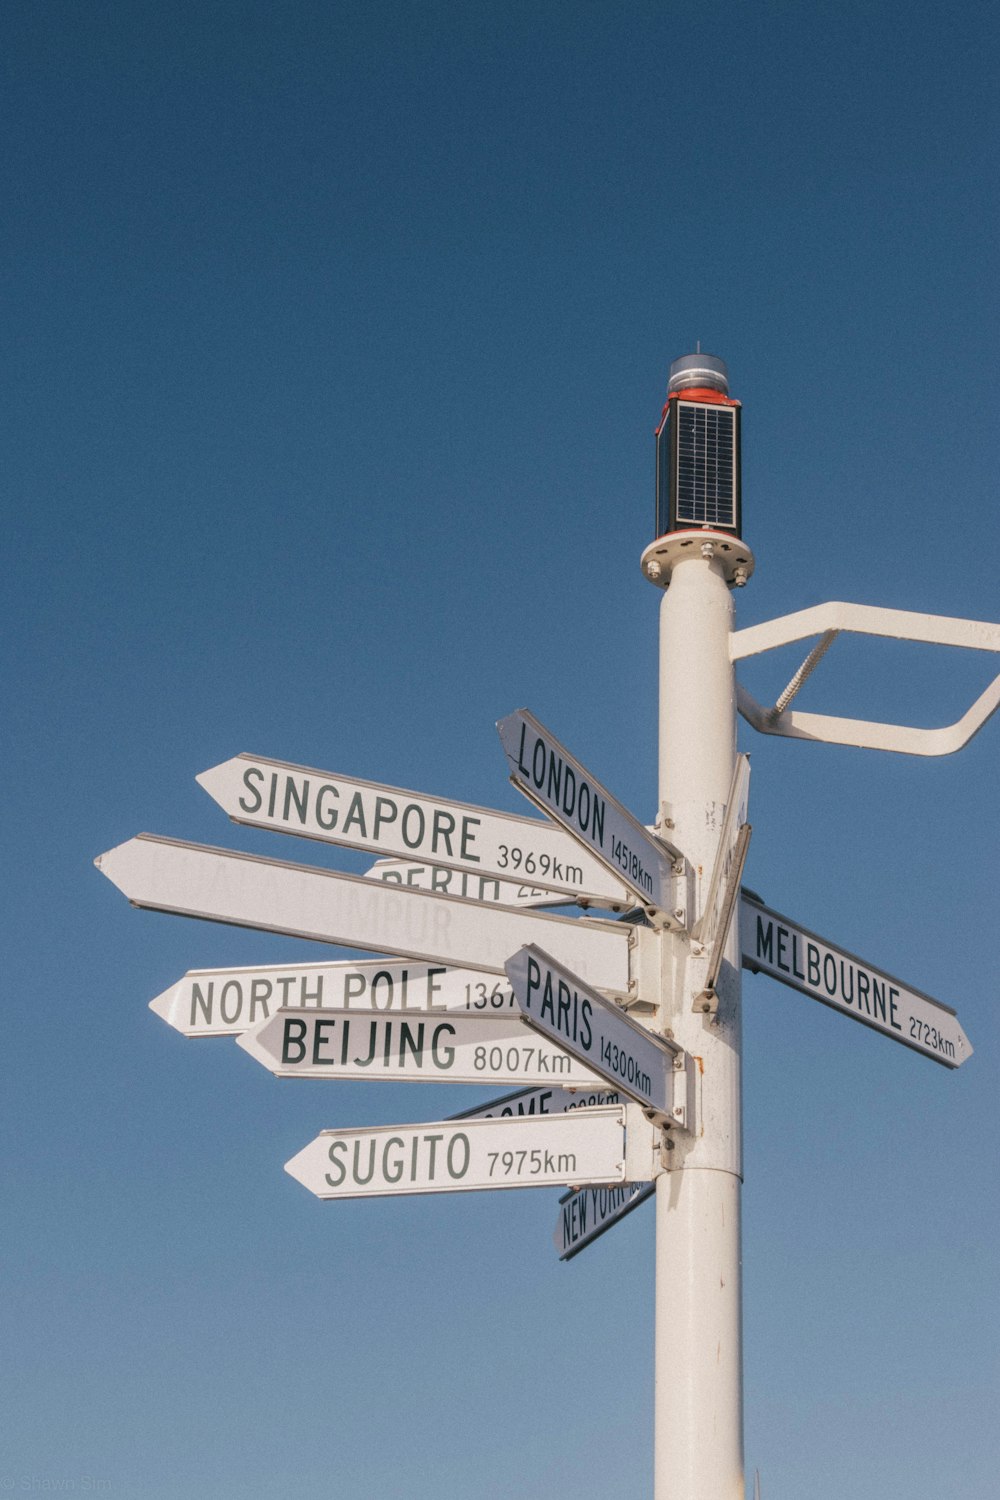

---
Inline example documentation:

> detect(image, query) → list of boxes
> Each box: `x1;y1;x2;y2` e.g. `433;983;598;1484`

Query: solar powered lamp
641;351;754;590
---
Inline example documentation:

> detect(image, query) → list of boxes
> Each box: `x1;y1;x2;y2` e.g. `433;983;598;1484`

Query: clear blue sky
4;3;998;1496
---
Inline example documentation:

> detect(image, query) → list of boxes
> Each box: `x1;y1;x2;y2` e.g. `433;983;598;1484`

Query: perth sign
364;857;568;908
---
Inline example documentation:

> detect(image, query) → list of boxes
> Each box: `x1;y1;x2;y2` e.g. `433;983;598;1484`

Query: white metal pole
655;547;743;1500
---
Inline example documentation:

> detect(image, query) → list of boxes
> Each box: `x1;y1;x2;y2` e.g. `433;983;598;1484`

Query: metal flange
641;529;756;590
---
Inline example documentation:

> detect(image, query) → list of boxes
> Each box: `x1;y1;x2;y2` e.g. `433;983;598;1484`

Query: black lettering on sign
373;797;398;841
383;1138;405;1184
282;1016;308;1064
220;980;244;1025
806;943;820;988
431;809;456;855
326;1141;347;1187
790;934;805;981
370;970;394;1011
283;776;309;825
311;1017;337;1065
401;804;425;849
238;766;264;814
459;816;480;861
342;792;367;837
315;783;339;830
353;1140;377;1186
191;981;214;1027
872;976;887;1023
888;988;901;1032
249;979;272;1023
776;926;790;973
353;1023;377;1068
430;1022;455;1069
446;1134;470;1179
399;1021;424;1067
300;973;323;1007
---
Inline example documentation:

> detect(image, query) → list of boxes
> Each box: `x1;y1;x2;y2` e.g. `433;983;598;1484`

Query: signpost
497;708;684;922
554;1181;655;1260
197;752;632;908
95;835;639;996
364;857;570;908
95;348;995;1500
505;944;680;1123
740;892;972;1067
149;958;517;1037
284;1106;650;1199
237;1007;605;1087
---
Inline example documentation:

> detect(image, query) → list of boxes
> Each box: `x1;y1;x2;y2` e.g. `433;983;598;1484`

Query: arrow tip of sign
147;988;174;1025
233;1027;260;1060
283;1144;313;1188
93;839;138;891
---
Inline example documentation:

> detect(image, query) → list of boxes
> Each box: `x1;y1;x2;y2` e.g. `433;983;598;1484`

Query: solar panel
675;403;737;529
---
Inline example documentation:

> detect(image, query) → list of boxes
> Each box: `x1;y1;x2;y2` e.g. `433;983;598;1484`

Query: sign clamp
693;822;753;1015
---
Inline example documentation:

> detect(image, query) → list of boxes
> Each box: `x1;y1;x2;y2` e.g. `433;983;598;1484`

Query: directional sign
505;945;678;1120
96;836;638;995
452;1084;624;1121
196;753;631;907
364;858;573;909
554;1181;655;1261
497;709;682;920
238;1007;604;1087
150;958;517;1038
740;893;972;1068
285;1107;635;1199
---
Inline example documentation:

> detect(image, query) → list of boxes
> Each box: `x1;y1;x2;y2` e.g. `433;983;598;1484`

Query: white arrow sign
452;1083;625;1121
196;753;631;908
150;958;517;1038
95;836;638;996
238;1007;604;1088
285;1107;644;1199
740;893;972;1067
554;1181;655;1261
497;709;682;922
364;858;572;908
505;945;678;1121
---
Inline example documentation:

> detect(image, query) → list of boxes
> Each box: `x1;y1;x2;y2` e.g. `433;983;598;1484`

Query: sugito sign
285;1108;632;1199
